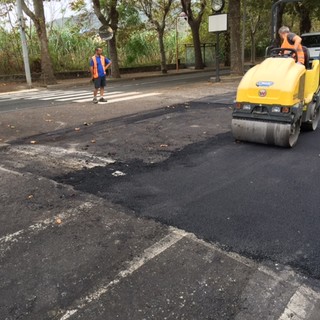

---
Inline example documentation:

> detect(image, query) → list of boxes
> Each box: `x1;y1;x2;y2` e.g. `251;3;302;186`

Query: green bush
0;25;179;75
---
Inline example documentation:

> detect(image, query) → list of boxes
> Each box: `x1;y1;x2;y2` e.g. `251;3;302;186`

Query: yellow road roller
231;47;320;147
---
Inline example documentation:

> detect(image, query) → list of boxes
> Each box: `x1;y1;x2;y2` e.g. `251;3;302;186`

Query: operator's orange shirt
281;33;304;64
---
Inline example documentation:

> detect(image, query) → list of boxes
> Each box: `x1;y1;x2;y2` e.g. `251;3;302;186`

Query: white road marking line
38;91;96;100
73;91;141;103
59;229;187;320
24;91;87;99
0;88;39;96
54;90;124;102
0;92;55;100
0;202;95;257
10;145;115;169
278;285;320;320
19;90;67;98
0;165;24;176
0;98;20;102
101;92;161;104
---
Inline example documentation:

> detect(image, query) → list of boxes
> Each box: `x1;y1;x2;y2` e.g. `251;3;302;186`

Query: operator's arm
292;34;302;51
105;58;112;71
90;59;94;79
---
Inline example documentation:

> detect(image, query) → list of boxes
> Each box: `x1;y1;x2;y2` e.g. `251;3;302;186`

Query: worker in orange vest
90;47;112;104
278;26;305;65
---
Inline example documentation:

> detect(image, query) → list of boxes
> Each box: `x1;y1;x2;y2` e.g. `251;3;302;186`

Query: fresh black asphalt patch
55;125;320;280
4;96;320;281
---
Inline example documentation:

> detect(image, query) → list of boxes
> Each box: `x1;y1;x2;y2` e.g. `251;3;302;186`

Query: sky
3;0;91;29
44;0;75;22
43;0;92;23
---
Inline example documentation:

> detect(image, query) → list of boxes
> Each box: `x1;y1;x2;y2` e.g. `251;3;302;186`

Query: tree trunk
22;0;56;84
109;1;120;78
189;20;204;69
35;25;55;83
297;5;311;34
181;0;205;69
275;2;285;46
229;0;242;75
92;0;121;78
224;31;230;67
158;29;167;74
250;33;256;64
108;32;120;78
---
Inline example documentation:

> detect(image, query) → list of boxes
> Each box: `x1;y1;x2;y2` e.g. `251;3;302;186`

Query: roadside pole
16;0;32;88
208;13;228;82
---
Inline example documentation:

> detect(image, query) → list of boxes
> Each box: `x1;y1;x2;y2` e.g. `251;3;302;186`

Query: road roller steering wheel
269;48;298;63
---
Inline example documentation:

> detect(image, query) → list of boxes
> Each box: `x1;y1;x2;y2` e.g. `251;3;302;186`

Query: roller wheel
302;103;320;131
288;117;301;147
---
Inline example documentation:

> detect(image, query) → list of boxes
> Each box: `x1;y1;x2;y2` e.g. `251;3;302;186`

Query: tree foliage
135;0;175;73
1;0;320;77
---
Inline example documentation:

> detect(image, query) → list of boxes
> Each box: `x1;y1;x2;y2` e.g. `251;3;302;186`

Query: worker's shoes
99;97;107;102
93;97;98;104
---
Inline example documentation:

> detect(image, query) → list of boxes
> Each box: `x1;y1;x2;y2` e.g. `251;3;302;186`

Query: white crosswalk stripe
0;89;161;104
25;90;90;99
73;91;141;103
57;91;125;102
99;92;161;104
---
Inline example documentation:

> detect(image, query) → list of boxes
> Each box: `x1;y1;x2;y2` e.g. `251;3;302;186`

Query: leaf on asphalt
55;218;62;225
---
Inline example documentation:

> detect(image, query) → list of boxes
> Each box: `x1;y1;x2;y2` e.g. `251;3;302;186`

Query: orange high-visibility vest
281;34;304;64
92;55;106;78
